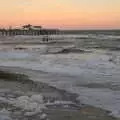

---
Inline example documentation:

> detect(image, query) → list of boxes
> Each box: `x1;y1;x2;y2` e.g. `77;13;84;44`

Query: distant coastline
62;29;120;35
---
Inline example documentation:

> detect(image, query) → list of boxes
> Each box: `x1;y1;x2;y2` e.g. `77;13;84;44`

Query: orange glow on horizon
0;0;120;29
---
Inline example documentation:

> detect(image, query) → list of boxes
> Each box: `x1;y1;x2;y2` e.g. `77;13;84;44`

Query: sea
0;30;120;118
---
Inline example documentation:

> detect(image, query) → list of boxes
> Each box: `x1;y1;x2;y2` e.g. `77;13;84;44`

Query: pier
0;24;60;36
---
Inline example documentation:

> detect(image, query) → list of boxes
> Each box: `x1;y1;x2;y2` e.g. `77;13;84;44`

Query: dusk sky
0;0;120;29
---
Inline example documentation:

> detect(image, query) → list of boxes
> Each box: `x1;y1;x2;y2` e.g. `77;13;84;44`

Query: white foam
13;95;45;111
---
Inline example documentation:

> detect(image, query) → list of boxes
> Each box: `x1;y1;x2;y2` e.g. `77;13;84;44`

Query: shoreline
0;66;119;120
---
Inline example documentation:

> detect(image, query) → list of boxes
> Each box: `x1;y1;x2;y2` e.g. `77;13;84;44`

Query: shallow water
0;34;120;118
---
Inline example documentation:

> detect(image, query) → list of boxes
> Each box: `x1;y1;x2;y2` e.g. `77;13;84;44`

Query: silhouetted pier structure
0;24;60;36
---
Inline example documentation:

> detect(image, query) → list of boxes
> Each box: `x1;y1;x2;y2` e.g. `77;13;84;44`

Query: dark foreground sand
0;68;119;120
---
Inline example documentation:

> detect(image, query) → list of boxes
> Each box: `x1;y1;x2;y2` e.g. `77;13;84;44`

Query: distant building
22;24;42;30
33;26;42;30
